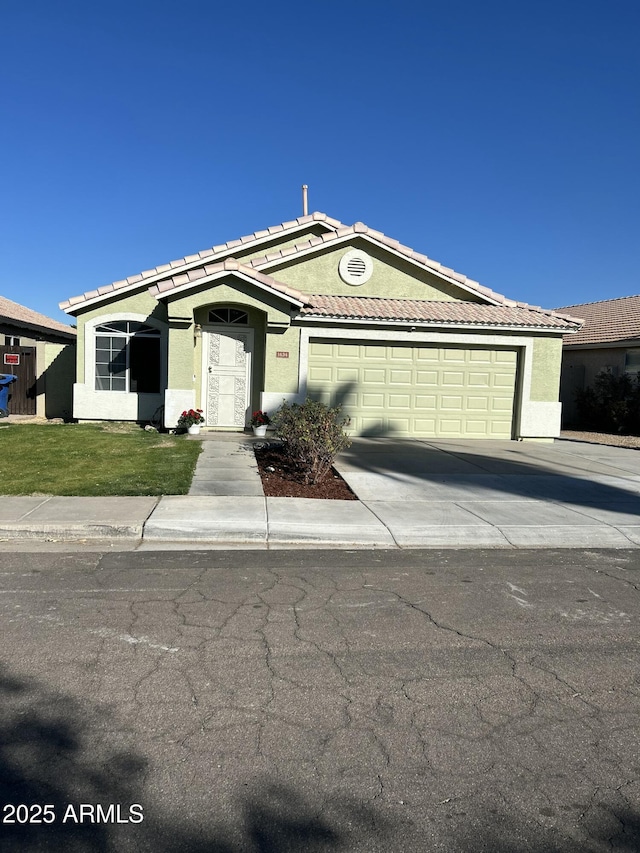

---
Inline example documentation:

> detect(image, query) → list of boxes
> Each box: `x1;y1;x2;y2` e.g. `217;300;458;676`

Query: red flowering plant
249;410;271;427
177;408;205;428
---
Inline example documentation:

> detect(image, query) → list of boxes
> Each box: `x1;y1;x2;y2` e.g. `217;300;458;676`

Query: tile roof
554;295;640;346
60;212;342;311
0;296;76;338
142;216;568;314
248;221;509;305
298;295;581;330
148;259;307;305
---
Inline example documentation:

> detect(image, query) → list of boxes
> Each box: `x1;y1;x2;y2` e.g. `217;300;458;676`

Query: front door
203;328;253;428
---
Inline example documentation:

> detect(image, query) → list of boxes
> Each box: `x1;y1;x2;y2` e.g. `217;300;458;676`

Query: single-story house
0;296;76;418
60;212;581;439
555;295;640;425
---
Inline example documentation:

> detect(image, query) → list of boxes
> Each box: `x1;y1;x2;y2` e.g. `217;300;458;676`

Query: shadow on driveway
335;437;640;511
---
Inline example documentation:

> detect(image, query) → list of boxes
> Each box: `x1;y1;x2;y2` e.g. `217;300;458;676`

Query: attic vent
339;249;373;286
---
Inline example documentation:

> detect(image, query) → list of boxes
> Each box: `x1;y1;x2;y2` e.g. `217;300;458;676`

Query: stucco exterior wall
41;342;75;418
269;241;484;302
529;337;563;402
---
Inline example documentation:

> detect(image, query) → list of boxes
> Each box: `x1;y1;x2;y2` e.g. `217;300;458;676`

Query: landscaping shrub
575;371;640;434
272;399;352;485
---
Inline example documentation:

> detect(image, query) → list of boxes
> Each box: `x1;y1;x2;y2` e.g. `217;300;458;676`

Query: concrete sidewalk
1;437;639;549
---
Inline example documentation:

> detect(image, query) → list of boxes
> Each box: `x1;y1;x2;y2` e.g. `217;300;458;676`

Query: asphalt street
0;548;639;852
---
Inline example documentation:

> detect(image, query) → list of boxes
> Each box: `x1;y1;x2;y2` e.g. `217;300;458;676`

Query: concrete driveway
2;436;640;549
333;437;640;548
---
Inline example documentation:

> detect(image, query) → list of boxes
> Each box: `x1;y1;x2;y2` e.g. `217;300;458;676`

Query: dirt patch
254;443;357;500
560;430;640;449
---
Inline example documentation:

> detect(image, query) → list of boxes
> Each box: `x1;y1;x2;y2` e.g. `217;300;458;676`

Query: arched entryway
201;308;254;428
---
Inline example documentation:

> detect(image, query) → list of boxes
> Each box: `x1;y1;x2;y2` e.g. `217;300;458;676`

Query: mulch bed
253;443;357;500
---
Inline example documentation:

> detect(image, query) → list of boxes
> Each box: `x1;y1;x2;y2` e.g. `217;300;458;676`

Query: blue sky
2;0;638;326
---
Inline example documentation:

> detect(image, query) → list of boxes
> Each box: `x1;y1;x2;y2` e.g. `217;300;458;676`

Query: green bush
575;371;640;434
273;399;352;485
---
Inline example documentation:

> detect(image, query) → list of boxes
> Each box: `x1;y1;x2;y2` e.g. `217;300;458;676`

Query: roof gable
149;259;307;307
60;212;342;314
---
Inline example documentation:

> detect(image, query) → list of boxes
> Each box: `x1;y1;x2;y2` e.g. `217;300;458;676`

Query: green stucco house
60;212;581;439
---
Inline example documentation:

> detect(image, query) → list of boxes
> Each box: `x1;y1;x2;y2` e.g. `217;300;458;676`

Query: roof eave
60;213;340;314
294;314;577;334
150;269;306;308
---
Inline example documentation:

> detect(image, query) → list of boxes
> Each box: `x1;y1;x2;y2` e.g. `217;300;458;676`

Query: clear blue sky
2;0;638;326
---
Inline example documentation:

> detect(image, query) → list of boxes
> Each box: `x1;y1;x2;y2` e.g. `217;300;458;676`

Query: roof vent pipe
302;184;308;216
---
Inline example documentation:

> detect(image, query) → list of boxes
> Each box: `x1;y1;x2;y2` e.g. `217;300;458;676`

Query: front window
95;321;161;392
208;308;248;324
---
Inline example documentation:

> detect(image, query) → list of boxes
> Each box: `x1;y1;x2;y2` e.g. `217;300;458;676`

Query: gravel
560;430;640;449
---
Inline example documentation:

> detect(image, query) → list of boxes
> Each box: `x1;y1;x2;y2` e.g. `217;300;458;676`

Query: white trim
294;315;571;335
296;326;559;439
151;269;306;306
62;220;338;314
83;312;168;392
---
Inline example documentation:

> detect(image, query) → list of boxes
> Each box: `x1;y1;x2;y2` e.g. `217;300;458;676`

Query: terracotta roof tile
148;259;307;305
299;295;580;330
0;296;76;338
554;295;640;346
60;212;341;312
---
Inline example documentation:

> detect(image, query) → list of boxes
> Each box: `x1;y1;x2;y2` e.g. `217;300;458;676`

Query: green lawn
0;423;202;496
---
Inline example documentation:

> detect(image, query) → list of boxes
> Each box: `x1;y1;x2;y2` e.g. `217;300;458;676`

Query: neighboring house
554;295;640;426
60;212;581;439
0;297;76;418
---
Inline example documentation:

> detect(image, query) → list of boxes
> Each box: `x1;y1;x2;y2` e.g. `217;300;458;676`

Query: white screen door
203;328;253;427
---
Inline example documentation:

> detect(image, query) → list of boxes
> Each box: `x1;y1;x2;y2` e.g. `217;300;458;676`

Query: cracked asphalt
1;548;639;852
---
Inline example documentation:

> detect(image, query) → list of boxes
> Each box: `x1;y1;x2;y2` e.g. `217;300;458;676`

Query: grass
0;422;202;496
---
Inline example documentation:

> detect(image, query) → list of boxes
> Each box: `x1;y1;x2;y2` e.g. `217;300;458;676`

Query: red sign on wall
3;353;19;365
276;351;289;359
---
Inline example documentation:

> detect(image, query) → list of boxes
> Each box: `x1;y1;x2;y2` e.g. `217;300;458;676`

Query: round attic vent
339;249;373;286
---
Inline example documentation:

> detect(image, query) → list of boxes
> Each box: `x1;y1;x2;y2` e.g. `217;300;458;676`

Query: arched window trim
208;307;249;325
86;313;167;394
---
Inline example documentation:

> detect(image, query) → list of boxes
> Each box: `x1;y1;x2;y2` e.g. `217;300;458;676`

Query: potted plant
250;410;270;437
177;408;205;435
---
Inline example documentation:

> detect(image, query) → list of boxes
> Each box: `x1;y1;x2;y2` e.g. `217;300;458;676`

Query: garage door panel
389;394;411;409
363;368;386;383
441;396;464;410
307;342;517;439
416;370;438;385
336;368;359;382
468;372;491;386
442;371;465;387
362;393;385;408
308;366;333;383
414;395;437;409
390;347;413;359
467;396;490;411
390;369;412;384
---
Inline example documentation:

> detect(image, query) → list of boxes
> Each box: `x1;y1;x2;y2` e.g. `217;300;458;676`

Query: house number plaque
276;351;289;358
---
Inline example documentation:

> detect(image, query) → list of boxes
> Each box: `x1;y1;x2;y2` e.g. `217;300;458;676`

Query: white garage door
307;341;518;438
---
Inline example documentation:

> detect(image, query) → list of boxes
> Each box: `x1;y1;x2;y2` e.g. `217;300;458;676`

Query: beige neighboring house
555;295;640;426
0;296;76;418
60;212;582;440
